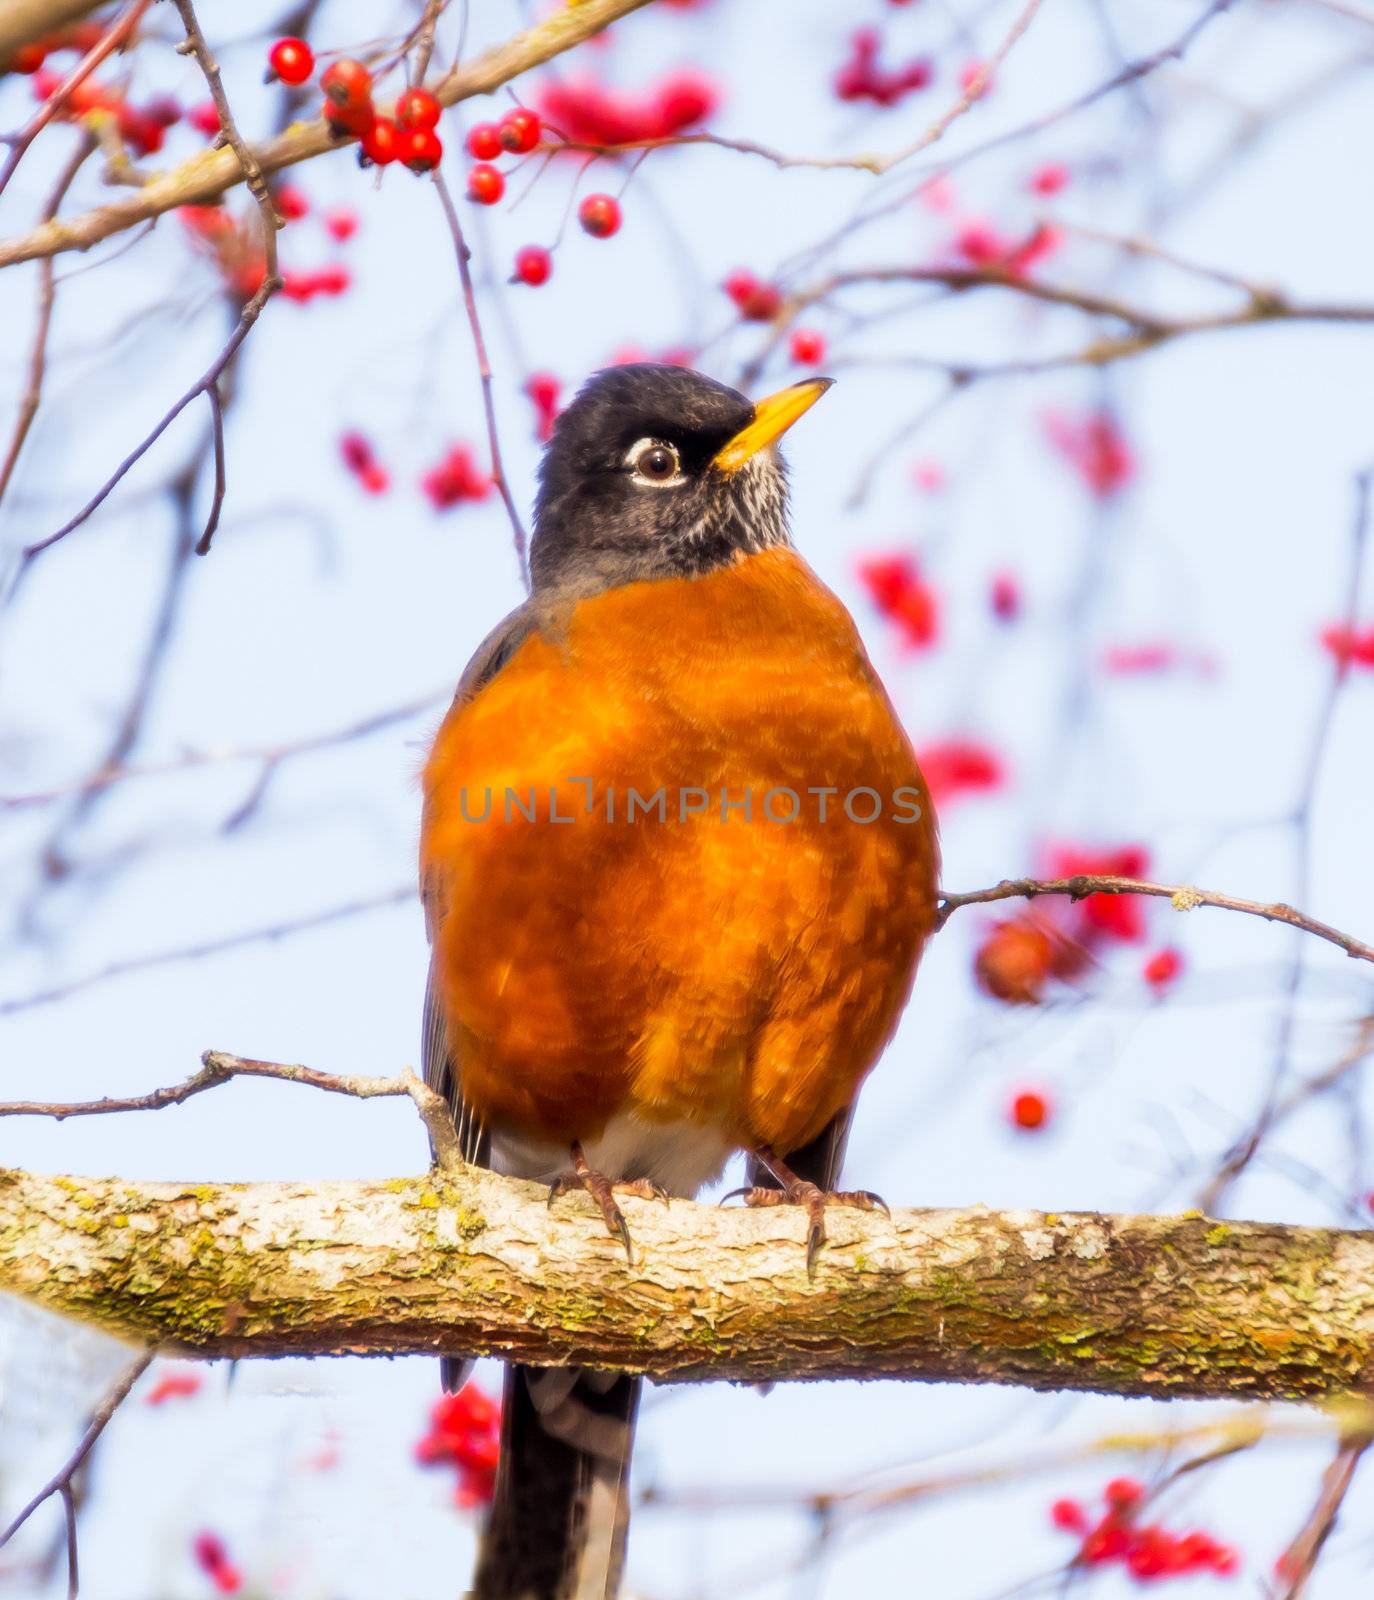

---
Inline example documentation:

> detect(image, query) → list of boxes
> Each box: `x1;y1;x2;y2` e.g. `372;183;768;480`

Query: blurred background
3;0;1374;1594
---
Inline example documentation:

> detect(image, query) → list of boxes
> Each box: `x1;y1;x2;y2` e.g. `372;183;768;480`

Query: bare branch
0;887;411;1016
0;1048;464;1171
937;875;1374;965
433;172;529;582
0;133;92;513
1275;1431;1373;1597
0;1350;152;1588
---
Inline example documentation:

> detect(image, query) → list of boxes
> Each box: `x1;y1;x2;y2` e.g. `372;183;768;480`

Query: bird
419;363;940;1600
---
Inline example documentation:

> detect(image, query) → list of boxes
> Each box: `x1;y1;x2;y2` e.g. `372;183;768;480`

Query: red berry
466;122;502;160
990;570;1020;621
275;183;308;221
396;87;441;129
578;193;621;238
1031;161;1069;196
321;58;372;111
188;100;221;136
12;42;47;73
1143;948;1182;991
1211;1544;1240;1575
360;116;400;166
325;207;359;242
404;127;443;173
723;269;782;321
144;94;183;128
789;329;826;366
499;107;541;153
324;97;374;139
467;162;505;204
1104;1476;1144;1510
513;245;552;286
1009;1088;1049;1131
268;37;314;86
1050;1498;1087;1533
1081;1523;1129;1564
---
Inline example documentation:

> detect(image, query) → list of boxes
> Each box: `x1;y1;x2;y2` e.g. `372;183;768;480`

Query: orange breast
420;546;939;1156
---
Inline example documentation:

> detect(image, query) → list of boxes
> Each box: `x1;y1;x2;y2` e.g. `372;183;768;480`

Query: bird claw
736;1153;890;1279
547;1144;666;1263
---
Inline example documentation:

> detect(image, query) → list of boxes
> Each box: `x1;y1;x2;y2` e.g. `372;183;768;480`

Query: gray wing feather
425;601;546;1393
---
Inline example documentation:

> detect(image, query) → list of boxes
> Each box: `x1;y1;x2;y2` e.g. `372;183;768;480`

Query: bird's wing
423;600;545;1391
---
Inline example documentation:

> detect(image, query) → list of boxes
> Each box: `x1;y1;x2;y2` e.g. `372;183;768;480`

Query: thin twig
1197;466;1374;1213
0;887;411;1017
170;0;280;557
0;0;150;200
2;688;446;810
1275;1432;1372;1598
432;170;529;584
0;135;92;513
937;875;1374;965
0;1049;464;1170
0;1350;152;1588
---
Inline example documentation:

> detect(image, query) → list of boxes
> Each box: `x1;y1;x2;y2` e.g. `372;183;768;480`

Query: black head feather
530;364;792;595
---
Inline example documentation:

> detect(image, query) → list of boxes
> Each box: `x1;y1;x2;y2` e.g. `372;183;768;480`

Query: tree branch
937;874;1374;965
0;0;657;270
3;1162;1373;1398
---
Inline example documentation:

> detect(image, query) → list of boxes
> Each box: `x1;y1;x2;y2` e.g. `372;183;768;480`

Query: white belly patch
491;1111;733;1199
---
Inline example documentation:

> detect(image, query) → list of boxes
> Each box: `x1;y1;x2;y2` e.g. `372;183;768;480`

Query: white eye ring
625;438;685;488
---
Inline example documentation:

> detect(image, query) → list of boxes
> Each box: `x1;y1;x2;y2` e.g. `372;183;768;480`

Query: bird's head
530;363;832;593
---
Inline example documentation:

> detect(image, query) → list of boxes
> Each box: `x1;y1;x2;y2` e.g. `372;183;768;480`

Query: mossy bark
2;1166;1372;1399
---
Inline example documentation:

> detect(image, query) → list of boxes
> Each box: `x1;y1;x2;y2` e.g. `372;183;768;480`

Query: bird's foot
726;1147;888;1277
547;1142;668;1264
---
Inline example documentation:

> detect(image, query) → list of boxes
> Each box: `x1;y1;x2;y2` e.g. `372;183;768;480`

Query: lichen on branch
2;1164;1372;1400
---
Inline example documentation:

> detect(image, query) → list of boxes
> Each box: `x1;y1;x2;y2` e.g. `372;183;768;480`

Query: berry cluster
535;70;717;145
339;432;390;495
179;198;352;304
263;38;445;173
191;1531;242;1595
422;444;492;511
956;218;1063;279
415;1383;501;1507
1050;1479;1240;1583
464;106;541;209
975;844;1154;1009
29;69;181;156
855;552;939;651
835;29;933;106
723;269;782;322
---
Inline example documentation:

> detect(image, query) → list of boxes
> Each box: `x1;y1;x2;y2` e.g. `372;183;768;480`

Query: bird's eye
626;439;683;486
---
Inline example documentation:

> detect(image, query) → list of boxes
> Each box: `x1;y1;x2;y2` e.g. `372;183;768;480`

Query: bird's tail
472;1363;640;1600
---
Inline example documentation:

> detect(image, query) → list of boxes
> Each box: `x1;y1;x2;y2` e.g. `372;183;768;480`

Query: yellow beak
712;377;834;475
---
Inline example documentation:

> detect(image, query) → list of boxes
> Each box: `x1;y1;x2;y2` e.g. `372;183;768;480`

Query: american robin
419;364;939;1599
